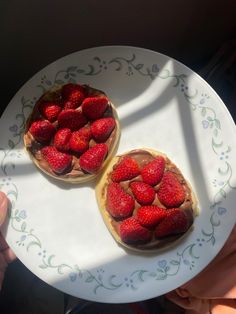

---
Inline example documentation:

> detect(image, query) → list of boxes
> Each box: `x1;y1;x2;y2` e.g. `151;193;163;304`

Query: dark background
1;0;236;120
0;1;236;313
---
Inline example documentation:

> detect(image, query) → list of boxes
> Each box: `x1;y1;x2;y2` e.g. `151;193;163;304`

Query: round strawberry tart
24;83;120;183
96;148;198;252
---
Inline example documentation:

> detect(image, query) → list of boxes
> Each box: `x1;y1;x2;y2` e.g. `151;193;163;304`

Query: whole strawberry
111;157;140;182
81;96;108;120
155;208;189;238
76;126;92;142
58;109;87;131
29;120;55;143
157;171;186;207
91;117;116;142
79;143;108;173
130;181;155;205
137;205;167;228
54;128;72;152
41;146;72;174
69;131;89;154
141;156;165;186
39;101;62;122
61;83;86;109
106;182;135;219
119;217;151;244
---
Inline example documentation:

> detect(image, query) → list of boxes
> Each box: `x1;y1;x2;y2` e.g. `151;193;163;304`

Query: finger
0;192;8;226
0;253;8;271
0;233;9;252
0;234;16;263
2;248;16;264
0;253;7;291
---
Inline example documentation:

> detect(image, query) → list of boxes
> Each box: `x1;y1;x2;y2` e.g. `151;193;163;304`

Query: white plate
1;46;236;303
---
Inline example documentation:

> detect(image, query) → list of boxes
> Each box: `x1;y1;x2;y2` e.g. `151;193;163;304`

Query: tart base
23;84;121;184
96;148;198;253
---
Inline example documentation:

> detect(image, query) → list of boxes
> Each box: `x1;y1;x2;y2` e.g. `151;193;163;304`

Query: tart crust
96;148;198;253
24;84;120;184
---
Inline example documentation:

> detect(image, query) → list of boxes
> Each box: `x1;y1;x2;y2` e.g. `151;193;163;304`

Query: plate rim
1;45;236;303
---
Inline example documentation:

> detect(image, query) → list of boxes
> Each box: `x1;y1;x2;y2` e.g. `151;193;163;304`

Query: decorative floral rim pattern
0;48;235;301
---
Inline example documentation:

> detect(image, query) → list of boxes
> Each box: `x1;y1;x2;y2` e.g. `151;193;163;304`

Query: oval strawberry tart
24;83;120;183
96;148;198;252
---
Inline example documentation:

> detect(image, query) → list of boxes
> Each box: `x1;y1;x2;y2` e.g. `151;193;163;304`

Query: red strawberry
81;96;108;120
76;126;92;142
157;171;186;207
41;146;72;174
141;156;165;186
155;208;189;238
58;109;87;131
39;101;62;122
54;128;72;152
29;120;55;143
119;217;151;244
111;157;140;182
106;182;135;219
130;181;155;205
61;83;86;108
91;117;116;142
79;143;108;173
69;131;89;154
137;205;167;228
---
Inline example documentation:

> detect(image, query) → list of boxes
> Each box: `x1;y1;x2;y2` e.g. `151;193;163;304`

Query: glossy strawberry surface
39;101;62;122
29;120;55;143
157;171;186;208
155;208;189;238
91;117;116;142
54;128;72;152
106;182;135;219
111;156;140;182
25;83;118;180
79;143;108;174
41;146;72;174
119;217;152;244
82;96;108;120
103;150;193;247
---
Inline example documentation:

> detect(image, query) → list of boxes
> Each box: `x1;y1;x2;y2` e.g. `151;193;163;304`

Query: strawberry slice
119;217;151;244
58;109;87;131
29;120;55;143
54;128;72;152
130;181;155;205
111;157;140;182
157;171;186;207
61;83;86;108
141;156;165;186
69;131;89;154
155;208;189;237
41;146;72;174
81;96;108;120
106;182;135;219
91;117;116;142
79;143;108;174
39;101;62;122
137;205;167;228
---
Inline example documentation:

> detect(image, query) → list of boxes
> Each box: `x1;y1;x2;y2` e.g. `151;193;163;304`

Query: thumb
0;192;8;226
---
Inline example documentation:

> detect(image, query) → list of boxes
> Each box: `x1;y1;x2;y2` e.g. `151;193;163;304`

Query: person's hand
166;223;236;314
0;191;16;290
